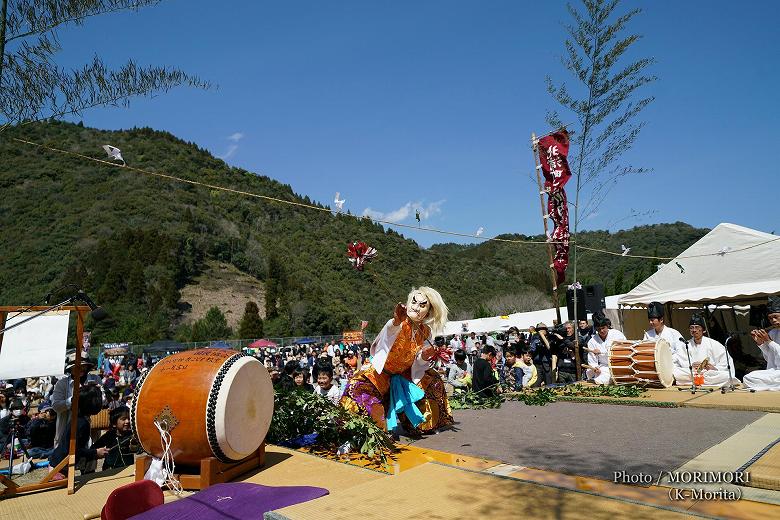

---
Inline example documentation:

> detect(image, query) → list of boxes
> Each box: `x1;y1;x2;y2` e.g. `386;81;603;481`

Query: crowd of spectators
259;318;600;404
1;349;145;477
1;320;602;475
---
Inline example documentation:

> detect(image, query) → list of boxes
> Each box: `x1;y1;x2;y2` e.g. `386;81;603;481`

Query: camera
548;324;568;337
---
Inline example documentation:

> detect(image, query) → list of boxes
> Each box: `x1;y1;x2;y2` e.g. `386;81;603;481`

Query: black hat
593;312;609;328
768;295;780;314
64;350;95;373
647;302;664;319
689;313;706;328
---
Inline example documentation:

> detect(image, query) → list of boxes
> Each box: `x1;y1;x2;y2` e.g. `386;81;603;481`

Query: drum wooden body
608;339;674;388
131;348;274;466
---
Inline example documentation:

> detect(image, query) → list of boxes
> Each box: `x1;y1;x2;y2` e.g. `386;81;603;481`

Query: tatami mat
740;440;780;492
268;462;701;520
0;446;381;520
681;389;780;413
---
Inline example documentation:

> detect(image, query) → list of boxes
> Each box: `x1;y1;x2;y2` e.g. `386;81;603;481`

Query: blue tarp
210;341;232;349
292;337;317;345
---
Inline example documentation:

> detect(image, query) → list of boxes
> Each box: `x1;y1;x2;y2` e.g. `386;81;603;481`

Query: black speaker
584;284;606;314
567;287;586;321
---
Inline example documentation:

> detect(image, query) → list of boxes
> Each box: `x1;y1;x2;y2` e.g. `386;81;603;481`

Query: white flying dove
621;244;631;256
102;144;125;164
334;192;345;212
476;227;484;237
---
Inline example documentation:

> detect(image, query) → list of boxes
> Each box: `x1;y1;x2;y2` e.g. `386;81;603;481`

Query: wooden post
66;310;86;494
531;133;562;324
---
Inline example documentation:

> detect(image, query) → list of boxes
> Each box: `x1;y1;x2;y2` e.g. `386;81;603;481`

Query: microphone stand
680;337;710;394
0;296;78;335
0;290;106;336
722;336;737;394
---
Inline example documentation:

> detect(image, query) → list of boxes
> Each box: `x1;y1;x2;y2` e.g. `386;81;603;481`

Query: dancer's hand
393;303;407;326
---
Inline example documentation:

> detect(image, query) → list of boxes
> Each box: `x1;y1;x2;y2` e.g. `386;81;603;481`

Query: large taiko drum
130;348;274;466
608;339;674;388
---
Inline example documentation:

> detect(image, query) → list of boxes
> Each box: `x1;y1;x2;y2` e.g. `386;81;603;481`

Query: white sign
0;311;70;379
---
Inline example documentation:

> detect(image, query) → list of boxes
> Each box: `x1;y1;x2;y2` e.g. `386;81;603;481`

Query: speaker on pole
566;287;586;322
584;284;606;314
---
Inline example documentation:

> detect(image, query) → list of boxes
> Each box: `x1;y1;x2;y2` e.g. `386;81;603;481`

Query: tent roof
619;223;780;305
144;340;186;353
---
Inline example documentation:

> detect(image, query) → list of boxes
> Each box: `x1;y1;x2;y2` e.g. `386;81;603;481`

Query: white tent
619;223;780;306
442;294;624;335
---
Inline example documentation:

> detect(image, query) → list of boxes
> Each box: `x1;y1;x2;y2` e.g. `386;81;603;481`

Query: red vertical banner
538;130;572;190
538;129;572;285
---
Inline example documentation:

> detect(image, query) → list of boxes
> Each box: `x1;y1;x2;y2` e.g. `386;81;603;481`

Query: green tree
126;261;146;302
191;306;232;342
238;301;264;339
612;265;625;296
546;0;656;319
265;254;286;319
0;0;210;130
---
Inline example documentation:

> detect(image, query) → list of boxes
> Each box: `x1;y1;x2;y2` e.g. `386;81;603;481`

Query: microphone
680;336;697;393
75;291;108;321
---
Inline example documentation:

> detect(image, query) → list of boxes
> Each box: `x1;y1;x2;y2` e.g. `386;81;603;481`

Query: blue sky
52;1;779;247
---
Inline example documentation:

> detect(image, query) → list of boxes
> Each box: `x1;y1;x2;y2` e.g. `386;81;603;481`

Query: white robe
643;325;686;356
585;329;626;384
743;329;780;391
673;336;739;387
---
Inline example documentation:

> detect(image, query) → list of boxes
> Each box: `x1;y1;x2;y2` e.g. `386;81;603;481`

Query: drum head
654;339;674;387
213;356;274;461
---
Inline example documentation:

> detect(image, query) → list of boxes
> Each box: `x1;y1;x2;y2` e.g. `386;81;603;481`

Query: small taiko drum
131;348;274;465
608;339;674;388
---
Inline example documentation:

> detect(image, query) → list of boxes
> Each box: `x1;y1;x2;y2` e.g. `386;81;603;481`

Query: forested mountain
0;121;707;343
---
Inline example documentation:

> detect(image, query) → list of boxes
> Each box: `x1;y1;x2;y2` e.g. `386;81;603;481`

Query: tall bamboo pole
531;132;562;324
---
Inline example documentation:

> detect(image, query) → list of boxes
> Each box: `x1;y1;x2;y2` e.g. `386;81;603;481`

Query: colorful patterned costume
341;318;453;434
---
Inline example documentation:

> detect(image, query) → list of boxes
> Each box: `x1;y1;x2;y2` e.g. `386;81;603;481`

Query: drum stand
134;444;266;490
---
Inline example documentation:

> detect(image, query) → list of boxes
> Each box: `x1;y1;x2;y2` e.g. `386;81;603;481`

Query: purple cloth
130;482;328;519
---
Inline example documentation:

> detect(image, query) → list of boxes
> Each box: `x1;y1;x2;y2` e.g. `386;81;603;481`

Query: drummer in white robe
643;301;686;356
744;296;780;391
585;313;626;384
673;313;739;387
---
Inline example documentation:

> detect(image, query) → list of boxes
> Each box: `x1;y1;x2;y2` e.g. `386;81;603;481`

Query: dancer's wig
406;286;448;335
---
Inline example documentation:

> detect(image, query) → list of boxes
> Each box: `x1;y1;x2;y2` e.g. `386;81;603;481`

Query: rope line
7;136;779;262
153;419;183;495
9;136;554;246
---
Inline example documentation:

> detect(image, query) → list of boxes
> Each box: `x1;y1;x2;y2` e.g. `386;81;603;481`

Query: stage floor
2;392;779;519
403;401;764;481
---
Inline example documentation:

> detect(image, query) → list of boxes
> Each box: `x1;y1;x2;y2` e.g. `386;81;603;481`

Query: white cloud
220;144;239;160
362;200;445;223
218;132;244;160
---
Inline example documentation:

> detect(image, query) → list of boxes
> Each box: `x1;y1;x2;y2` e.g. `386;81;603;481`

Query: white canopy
619;223;780;306
442;295;623;335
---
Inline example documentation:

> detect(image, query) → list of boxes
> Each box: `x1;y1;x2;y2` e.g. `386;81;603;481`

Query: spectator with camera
530;323;553;386
550;321;578;383
0;398;30;458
